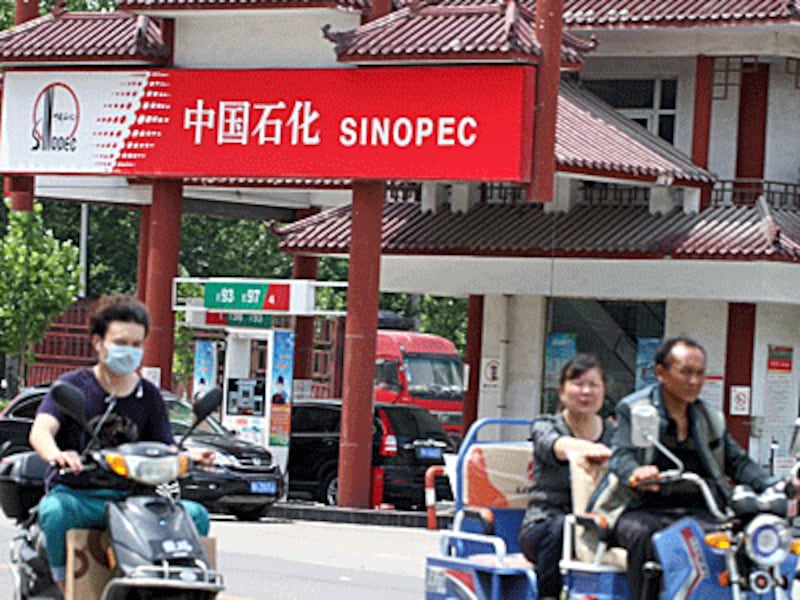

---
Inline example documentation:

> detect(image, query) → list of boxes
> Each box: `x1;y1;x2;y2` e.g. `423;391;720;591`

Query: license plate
416;446;443;460
250;480;277;494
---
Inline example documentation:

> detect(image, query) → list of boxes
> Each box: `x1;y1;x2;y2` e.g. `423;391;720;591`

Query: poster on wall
762;345;796;464
701;375;724;413
635;337;661;390
269;331;295;446
544;333;577;389
193;339;217;400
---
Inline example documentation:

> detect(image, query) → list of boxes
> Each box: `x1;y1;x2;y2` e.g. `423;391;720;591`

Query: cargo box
0;451;47;521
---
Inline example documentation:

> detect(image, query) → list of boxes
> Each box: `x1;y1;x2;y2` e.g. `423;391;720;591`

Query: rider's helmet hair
559;353;605;387
654;336;706;369
88;294;150;339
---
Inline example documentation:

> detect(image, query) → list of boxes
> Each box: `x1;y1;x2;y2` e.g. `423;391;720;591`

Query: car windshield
382;406;450;444
167;399;230;437
405;354;463;399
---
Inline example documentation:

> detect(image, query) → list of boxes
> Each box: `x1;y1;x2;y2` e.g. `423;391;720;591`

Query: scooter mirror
193;388;223;423
631;404;659;448
49;380;89;429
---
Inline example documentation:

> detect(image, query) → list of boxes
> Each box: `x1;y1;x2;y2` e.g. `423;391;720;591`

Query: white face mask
103;343;144;376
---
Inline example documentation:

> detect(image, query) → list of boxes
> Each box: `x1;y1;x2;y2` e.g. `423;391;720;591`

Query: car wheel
319;471;338;506
231;506;267;521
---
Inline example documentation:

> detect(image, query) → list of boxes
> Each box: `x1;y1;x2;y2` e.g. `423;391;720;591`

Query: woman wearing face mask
29;294;212;594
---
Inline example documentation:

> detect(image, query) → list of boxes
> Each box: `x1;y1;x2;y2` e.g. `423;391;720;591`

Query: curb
263;502;454;529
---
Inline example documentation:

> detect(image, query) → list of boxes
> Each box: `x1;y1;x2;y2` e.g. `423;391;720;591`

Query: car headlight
745;514;791;567
104;453;187;486
213;451;239;467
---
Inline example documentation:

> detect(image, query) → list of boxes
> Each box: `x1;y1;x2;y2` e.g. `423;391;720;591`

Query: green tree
0;201;80;393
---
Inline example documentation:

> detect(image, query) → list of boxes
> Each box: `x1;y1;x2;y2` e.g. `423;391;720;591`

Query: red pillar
14;0;38;25
4;175;34;211
461;295;484;439
293;254;319;381
3;1;38;212
692;56;714;210
338;181;383;508
736;63;769;183
724;303;755;449
137;205;151;302
527;0;564;202
143;180;182;390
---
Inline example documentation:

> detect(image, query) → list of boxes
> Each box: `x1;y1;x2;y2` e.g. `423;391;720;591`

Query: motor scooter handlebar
629;470;728;521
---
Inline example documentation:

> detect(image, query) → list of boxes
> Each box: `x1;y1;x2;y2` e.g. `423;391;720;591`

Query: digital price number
204;282;290;311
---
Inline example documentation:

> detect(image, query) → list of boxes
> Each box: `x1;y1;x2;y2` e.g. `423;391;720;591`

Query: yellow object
704;532;732;550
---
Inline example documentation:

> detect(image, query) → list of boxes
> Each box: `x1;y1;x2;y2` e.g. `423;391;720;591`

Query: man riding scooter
28;294;214;596
588;336;781;600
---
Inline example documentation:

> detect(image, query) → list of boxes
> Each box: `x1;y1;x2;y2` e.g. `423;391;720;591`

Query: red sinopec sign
0;66;535;183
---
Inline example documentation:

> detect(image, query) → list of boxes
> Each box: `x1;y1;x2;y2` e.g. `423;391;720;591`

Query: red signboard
1;66;535;182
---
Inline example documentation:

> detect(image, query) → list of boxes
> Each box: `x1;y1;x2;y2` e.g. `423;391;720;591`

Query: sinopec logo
31;82;79;152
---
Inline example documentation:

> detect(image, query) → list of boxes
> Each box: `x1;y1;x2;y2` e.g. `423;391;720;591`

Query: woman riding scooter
29;294;214;596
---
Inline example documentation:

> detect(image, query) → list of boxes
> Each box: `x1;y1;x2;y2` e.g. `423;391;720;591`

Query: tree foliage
0;202;80;383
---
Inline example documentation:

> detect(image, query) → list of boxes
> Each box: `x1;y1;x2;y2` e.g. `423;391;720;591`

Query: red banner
1;66;535;182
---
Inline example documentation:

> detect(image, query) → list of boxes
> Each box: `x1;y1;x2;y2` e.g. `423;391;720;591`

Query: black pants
518;514;565;597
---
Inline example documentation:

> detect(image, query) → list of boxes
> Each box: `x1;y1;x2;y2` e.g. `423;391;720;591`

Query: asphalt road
0;512;441;599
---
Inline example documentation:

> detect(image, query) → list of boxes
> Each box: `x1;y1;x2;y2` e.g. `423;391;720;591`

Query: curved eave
115;0;366;13
0;55;168;66
278;244;800;262
337;50;583;67
566;15;796;30
556;164;714;186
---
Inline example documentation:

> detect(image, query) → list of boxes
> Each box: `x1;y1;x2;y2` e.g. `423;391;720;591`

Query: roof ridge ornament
53;0;67;16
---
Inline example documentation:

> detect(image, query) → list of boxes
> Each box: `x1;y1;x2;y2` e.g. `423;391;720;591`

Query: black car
0;386;284;521
288;400;454;509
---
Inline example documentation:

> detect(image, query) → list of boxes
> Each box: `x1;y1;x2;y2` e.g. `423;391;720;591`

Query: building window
581;79;677;144
542;298;665;416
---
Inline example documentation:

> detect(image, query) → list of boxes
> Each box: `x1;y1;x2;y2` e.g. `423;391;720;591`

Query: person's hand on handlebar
629;464;661;492
50;449;83;474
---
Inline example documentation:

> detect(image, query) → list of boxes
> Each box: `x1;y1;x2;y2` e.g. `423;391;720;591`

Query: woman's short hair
559;353;604;387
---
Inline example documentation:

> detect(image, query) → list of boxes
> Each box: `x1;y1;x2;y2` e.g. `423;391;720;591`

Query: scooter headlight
745;514;791;567
105;453;183;486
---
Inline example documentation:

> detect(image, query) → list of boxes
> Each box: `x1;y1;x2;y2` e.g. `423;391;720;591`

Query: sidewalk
263;500;454;529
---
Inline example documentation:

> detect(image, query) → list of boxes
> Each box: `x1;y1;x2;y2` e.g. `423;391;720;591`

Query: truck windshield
405;354;463;400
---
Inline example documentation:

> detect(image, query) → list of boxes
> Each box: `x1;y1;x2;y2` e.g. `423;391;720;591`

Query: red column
692;56;714;210
338;181;383;508
293;254;318;381
736;64;769;182
461;295;484;439
137;205;151;302
724;303;755;449
143;180;183;390
527;0;564;203
14;0;38;25
3;0;38;212
4;175;34;211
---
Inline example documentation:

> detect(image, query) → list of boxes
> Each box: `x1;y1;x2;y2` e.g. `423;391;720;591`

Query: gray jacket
587;384;777;530
521;413;614;527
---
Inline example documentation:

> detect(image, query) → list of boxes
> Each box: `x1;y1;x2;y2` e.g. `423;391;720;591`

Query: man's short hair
88;294;150;339
654;336;706;368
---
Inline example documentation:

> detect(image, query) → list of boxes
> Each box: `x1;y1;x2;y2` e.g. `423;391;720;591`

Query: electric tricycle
424;411;800;600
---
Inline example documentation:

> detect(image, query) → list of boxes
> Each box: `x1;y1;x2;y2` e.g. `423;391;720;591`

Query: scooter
425;411;800;600
2;381;225;600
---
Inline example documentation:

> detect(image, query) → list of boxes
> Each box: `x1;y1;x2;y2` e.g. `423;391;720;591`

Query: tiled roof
116;0;369;12
327;0;592;65
558;81;711;184
562;0;800;28
275;201;800;261
0;10;169;64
